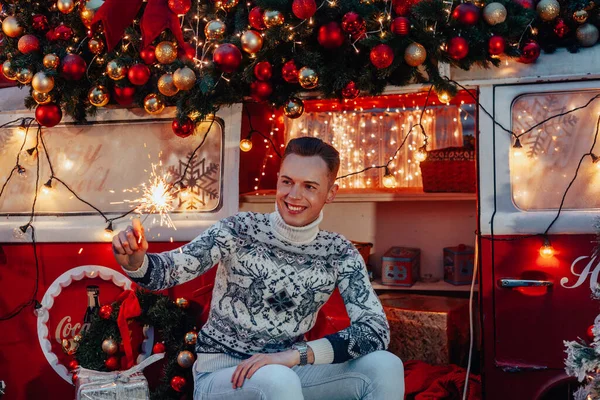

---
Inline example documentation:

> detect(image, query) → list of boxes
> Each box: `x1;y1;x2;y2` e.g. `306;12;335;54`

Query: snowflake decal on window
168;152;220;211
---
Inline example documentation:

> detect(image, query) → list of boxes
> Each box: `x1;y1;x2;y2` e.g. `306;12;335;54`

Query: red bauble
518;41;540;64
213;43;242;73
55;25;73;41
393;0;420;16
249;7;266;30
282;60;299;83
341;81;359;99
250;81;273;102
253;61;272;81
152;342;166;354
140;46;157;65
46;28;60;41
292;0;317;19
113;86;135;106
68;360;79;371
32;14;49;31
168;0;191;14
341;12;365;36
447;37;469;60
35;103;62;127
452;3;480;25
554;18;569;39
513;0;534;9
172;118;195;137
99;304;113;319
60;54;86;81
181;43;196;60
488;35;505;56
588;325;595;340
318;22;344;49
170;376;187;392
391;17;410;36
18;34;40;54
128;64;151;86
370;44;394;69
105;356;119;371
72;374;78;384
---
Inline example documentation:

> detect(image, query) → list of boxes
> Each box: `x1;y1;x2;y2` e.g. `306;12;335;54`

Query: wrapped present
380;293;469;365
444;244;476;285
75;353;164;400
381;247;420;287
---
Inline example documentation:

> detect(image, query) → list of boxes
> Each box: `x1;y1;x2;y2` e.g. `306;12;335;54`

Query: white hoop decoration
37;265;133;384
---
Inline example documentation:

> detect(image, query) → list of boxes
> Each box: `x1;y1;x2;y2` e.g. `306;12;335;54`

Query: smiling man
114;137;404;399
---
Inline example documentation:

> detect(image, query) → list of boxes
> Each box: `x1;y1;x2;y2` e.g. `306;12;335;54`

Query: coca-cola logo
36;266;132;384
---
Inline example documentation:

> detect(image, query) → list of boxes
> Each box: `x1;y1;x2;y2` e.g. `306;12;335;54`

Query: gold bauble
404;43;427;67
88;85;110;107
175;297;189;309
144;93;165;114
298;67;318;89
576;23;599;47
32;90;53;105
101;338;118;355
155;41;177;64
536;0;560;22
106;59;127;80
239;138;253;151
283;97;304;119
263;10;285;28
2;16;23;38
158;73;179;96
177;350;195;368
16;68;33;84
88;37;105;54
184;330;198;345
43;54;60;69
31;72;54;93
573;10;589;24
204;20;226;41
2;60;17;81
173;67;196;91
80;7;95;28
241;30;263;54
483;3;507;25
215;0;238;11
57;0;76;14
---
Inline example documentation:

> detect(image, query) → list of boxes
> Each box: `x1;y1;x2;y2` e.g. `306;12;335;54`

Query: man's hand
231;350;299;389
112;218;148;271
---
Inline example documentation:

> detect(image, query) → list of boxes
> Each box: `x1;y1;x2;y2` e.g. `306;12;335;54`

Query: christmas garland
74;289;198;400
0;0;598;133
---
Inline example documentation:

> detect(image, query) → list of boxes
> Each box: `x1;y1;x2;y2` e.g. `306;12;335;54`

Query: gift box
75;353;163;400
380;293;469;366
419;147;476;193
443;244;475;285
381;247;420;287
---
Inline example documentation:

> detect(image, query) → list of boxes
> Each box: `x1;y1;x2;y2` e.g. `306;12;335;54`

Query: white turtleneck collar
269;204;323;245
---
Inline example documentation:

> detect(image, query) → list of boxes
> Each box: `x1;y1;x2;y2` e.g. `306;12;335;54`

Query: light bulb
436;90;453;104
382;172;397;188
41;177;54;195
539;239;555;258
415;147;428;162
240;138;253;152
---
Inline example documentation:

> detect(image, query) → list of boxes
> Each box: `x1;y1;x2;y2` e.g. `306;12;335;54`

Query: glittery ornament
577;23;599;46
483;3;507;25
404;43;427;67
341;81;359;99
518;40;540;63
99;304;113;319
177;351;195;368
173;67;196;90
184;330;198;345
370;44;394;69
32;72;54;93
2;16;23;38
18;34;40;54
537;0;560;22
298;67;318;89
554;18;569;38
292;0;317;19
158;73;179;96
155;41;178;64
144;93;165;114
101;338;118;355
249;7;266;30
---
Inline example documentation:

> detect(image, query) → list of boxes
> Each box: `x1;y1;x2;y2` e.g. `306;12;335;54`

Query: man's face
276;154;338;227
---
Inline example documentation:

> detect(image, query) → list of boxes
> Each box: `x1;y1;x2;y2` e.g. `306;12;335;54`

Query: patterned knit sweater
124;210;390;372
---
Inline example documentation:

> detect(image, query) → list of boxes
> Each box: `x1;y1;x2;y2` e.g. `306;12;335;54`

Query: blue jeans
193;350;404;400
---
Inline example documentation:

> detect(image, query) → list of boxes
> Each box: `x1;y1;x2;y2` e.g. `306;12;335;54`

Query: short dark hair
283;137;340;184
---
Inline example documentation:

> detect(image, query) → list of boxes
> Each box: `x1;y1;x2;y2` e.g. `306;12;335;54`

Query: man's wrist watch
292;341;308;366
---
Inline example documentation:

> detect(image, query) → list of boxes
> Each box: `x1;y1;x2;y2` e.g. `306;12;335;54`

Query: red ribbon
91;0;185;52
116;290;142;369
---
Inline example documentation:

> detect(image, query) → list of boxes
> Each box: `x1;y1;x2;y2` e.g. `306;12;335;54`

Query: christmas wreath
74;289;199;400
2;0;598;131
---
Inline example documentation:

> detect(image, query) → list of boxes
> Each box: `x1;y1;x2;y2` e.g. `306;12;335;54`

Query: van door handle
498;279;553;288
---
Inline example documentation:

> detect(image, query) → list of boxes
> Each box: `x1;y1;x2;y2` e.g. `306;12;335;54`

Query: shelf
240;189;476;203
371;279;478;292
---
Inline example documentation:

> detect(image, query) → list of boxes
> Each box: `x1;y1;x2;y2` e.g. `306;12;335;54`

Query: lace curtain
285;105;464;189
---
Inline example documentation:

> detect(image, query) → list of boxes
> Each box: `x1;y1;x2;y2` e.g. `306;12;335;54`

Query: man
113;137;404;399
